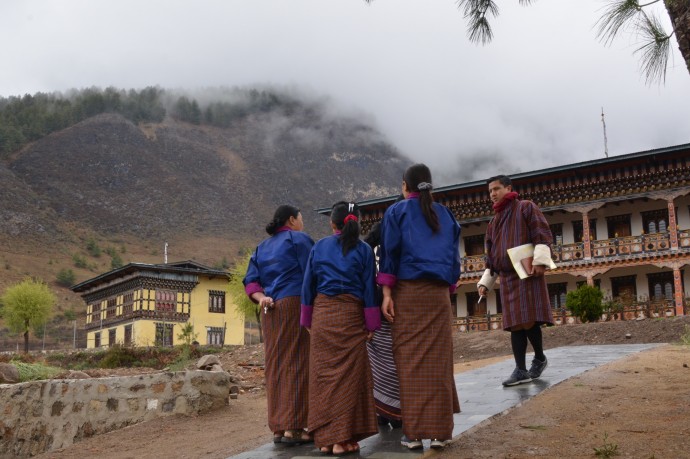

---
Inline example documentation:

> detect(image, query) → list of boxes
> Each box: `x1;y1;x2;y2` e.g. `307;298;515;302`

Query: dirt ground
37;316;690;459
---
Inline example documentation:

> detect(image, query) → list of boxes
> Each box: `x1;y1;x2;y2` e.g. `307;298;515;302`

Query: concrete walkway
228;343;661;459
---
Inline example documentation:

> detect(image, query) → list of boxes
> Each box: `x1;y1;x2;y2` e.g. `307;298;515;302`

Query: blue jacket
377;197;461;288
243;228;314;302
301;234;380;331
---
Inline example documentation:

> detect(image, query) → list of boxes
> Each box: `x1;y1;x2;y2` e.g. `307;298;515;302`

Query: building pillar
582;211;592;259
587;275;594;286
673;267;685;316
668;199;679;250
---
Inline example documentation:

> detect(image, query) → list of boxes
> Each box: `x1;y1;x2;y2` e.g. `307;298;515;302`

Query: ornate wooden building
72;260;245;348
356;143;690;331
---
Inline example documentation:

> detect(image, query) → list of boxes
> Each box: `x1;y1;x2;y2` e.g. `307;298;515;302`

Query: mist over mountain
0;86;409;301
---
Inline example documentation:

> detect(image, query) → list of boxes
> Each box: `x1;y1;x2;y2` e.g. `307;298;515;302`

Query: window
209;290;226;313
207;327;225;345
547;283;568;308
122;292;134;315
108;328;116;347
549;224;563;246
573;219;597;242
124;325;132;346
107;298;116;318
156;290;176;313
641;209;669;234
155;323;174;346
94;332;101;348
611;275;637;304
647;271;674;301
607;214;631;238
463;235;485;256
465;291;487;316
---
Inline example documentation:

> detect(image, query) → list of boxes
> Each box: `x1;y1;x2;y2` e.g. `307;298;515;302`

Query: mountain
0;92;409;346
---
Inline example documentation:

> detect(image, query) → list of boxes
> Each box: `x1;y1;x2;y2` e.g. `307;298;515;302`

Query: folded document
507;243;557;279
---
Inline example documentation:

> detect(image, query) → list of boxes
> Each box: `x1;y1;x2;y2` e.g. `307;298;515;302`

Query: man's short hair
487;175;512;187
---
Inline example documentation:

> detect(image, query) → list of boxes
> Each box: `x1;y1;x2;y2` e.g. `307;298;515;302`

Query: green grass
11;360;64;382
519;424;547;430
680;325;690;346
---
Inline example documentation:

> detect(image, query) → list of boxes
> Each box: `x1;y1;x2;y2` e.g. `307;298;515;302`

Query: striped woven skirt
391;280;460;440
308;293;378;447
366;318;402;421
263;295;310;433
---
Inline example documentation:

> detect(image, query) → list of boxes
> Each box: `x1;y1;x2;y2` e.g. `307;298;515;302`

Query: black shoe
528;357;548;379
502;367;532;386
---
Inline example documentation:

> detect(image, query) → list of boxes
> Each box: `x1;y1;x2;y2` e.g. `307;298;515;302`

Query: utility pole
601;107;609;158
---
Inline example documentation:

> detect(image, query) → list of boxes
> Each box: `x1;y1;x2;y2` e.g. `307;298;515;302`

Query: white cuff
477;269;498;290
533;244;553;267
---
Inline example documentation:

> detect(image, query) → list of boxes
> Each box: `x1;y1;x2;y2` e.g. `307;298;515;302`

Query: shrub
72;253;88;269
110;252;123;269
56;268;76;287
86;238;101;257
99;345;138;369
566;284;604;323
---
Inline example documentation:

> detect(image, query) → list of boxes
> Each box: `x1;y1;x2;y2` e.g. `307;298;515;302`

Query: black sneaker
502;367;532;386
528;357;548;379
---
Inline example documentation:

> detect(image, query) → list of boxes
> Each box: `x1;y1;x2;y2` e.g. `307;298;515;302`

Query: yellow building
72;261;244;348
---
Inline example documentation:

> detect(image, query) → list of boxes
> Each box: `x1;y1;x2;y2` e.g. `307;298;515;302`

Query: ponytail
404;164;439;233
265;205;300;235
331;201;361;256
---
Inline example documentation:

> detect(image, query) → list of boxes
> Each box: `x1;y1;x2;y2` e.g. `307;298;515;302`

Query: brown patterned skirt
391;280;460;440
308;293;378;447
499;271;554;330
263;295;310;432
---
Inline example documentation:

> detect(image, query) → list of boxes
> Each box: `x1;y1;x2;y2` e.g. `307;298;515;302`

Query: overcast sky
2;0;689;185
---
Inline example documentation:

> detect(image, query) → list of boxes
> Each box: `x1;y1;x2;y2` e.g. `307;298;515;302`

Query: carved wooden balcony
85;308;190;330
461;231;682;275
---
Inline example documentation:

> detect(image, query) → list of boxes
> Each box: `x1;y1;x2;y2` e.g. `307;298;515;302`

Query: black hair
363;222;381;249
403;164;439;233
486;175;512;187
265;205;300;235
331;201;360;256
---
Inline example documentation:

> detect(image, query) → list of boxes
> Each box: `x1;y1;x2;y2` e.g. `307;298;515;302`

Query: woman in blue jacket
301;201;380;455
378;164;461;450
244;204;314;445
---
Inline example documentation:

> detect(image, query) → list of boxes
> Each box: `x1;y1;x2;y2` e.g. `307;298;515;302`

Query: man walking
478;175;554;386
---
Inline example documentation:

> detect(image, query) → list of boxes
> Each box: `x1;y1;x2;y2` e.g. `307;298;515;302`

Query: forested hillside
0;86;409;350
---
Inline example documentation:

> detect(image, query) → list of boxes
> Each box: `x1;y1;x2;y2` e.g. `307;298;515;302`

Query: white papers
507;243;556;280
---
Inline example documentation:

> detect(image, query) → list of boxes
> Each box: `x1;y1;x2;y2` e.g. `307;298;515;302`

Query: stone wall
0;370;230;457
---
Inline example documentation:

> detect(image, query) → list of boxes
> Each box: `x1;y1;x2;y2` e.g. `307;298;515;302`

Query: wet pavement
228;343;661;459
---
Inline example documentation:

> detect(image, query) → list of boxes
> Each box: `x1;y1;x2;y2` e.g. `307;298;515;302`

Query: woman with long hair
378;164;461;450
243;204;314;445
301;201;380;455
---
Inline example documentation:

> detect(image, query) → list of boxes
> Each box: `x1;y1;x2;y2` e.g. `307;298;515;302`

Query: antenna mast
601;107;609;158
164;241;168;264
